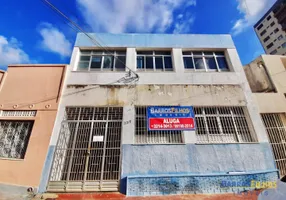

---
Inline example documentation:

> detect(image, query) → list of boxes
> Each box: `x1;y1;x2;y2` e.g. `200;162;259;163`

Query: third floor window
137;51;173;71
183;51;229;72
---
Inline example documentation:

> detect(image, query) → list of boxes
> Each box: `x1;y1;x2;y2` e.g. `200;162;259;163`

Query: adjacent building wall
244;55;286;113
0;65;66;198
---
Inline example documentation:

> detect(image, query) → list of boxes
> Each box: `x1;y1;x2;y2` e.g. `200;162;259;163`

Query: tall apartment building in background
37;33;278;196
254;0;286;55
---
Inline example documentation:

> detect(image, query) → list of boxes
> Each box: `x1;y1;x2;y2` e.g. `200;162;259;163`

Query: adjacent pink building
0;65;66;199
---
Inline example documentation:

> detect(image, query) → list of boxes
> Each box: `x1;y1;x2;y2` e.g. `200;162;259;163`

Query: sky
0;0;277;70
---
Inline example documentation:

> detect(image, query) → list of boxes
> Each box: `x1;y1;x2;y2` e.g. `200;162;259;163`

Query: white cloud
0;35;30;66
231;0;276;35
173;15;195;34
76;0;196;33
39;23;72;57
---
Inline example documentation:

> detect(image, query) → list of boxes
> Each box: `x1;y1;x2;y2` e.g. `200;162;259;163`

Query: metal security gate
48;107;123;192
261;113;286;177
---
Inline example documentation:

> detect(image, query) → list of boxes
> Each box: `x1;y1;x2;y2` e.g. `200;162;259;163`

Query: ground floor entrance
47;107;123;192
261;113;286;178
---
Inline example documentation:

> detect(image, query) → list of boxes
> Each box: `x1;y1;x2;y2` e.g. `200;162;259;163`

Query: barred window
183;51;229;72
0;110;36;117
194;107;256;143
136;51;173;71
77;50;126;71
261;113;286;177
135;107;183;144
0;121;34;159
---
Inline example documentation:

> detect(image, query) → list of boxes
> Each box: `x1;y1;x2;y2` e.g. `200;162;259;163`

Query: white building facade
39;33;278;196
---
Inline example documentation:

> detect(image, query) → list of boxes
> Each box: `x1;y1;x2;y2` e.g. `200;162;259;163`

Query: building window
270;21;275;27
136;51;173;71
278;35;283;40
260;30;267;36
270;50;278;55
267;15;272;20
183;51;229;72
194;107;256;144
0;121;34;159
0;110;37;117
257;24;263;30
263;36;270;43
135;107;183;144
274;28;279;33
282;42;286;48
77;50;126;71
267;43;274;49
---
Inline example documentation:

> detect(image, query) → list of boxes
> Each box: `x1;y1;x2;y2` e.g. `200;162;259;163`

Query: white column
126;48;136;72
121;106;135;144
172;48;184;73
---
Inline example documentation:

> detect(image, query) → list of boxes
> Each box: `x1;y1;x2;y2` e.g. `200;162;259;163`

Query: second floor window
183;51;229;72
137;51;173;71
77;50;126;71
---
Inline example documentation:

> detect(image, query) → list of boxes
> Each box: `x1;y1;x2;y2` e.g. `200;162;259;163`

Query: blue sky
0;0;277;70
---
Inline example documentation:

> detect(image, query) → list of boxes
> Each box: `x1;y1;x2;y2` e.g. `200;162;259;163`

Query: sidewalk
43;191;263;200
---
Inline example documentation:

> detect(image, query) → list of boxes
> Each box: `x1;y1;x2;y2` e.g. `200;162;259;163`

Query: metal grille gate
48;107;123;192
261;113;286;177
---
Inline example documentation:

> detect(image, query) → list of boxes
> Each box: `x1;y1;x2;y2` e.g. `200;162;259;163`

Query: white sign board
93;135;104;142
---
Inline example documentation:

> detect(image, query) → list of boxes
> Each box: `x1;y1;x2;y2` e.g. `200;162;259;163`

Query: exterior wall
0;111;57;187
0;65;66;196
0;66;65;110
39;34;277;195
244;55;286;113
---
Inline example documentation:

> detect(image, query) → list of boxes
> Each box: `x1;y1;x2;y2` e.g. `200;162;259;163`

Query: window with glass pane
194;58;205;69
183;57;194;69
136;51;173;71
164;57;173;70
137;56;144;69
115;56;126;70
77;50;126;71
205;57;217;70
103;56;113;69
146;57;154;69
183;51;229;72
90;56;102;69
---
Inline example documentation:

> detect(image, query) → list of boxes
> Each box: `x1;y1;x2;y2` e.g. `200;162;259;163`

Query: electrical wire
40;0;139;79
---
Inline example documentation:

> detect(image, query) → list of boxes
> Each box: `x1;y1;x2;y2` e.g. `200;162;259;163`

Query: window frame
183;51;229;72
77;50;126;71
194;107;256;144
0;120;34;159
136;51;173;72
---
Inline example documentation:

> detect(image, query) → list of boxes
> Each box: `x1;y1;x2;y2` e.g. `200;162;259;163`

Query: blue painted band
127;169;279;179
